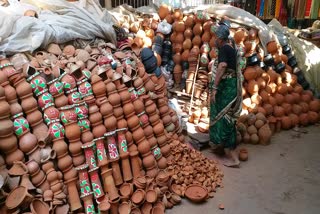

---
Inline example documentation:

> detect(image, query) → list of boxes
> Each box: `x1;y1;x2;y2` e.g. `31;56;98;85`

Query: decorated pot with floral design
76;163;92;197
37;89;54;109
27;71;48;96
88;167;105;199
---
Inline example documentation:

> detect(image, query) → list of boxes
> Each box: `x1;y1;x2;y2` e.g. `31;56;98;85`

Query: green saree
209;49;243;150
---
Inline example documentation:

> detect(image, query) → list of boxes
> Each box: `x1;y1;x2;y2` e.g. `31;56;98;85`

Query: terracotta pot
89;167;105;199
80;192;96;214
239;149;248;161
75;164;91;197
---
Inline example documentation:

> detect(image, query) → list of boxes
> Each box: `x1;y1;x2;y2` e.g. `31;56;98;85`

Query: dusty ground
167;125;320;214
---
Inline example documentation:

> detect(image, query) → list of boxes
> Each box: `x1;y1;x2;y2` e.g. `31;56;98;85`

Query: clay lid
8;161;28;176
131;189;145;205
185;184;208;203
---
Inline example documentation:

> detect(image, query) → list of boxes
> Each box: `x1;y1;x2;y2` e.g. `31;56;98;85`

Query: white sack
0;0;116;55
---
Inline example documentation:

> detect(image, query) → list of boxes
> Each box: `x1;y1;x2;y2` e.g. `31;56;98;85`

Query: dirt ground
167;125;320;214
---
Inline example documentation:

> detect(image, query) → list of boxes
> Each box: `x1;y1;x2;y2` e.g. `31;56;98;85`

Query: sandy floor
167;125;320;214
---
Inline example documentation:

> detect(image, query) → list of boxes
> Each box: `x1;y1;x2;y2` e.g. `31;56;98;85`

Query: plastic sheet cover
0;0;116;55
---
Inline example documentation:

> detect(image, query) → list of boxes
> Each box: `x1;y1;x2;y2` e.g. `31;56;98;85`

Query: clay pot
281;116;292;129
267;41;278;54
239;148;248;161
193;23;203;35
308;111;319;124
258;124;272;145
192;35;202;47
310;100;320;112
299;113;309;126
158;4;170;20
184;28;193;39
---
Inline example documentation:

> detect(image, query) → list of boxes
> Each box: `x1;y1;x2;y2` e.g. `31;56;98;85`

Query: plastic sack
153;0;186;8
0;0;116;55
204;4;275;52
157;20;172;35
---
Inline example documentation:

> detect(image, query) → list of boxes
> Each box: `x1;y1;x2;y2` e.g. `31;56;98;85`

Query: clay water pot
30;199;49;214
158;4;170;20
239;149;248;161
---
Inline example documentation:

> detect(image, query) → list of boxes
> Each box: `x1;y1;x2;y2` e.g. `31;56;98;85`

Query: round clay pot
184;28;193;39
193;23;203;35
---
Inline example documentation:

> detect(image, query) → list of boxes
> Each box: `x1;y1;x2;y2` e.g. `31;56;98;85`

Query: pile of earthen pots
155;5;320;140
0;39;223;213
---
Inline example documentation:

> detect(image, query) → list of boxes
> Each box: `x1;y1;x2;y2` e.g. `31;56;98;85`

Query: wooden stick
188;54;200;116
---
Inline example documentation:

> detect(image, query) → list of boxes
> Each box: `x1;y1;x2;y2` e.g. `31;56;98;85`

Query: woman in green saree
209;24;243;167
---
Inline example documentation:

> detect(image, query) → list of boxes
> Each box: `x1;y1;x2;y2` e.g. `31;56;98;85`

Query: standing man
209;24;243;167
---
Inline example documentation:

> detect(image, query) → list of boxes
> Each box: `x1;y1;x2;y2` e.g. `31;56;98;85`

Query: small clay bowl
146;189;157;203
184;184;208;203
131;207;142;214
118;201;131;214
30;199;50;214
131;189;145;206
141;202;152;214
119;183;133;197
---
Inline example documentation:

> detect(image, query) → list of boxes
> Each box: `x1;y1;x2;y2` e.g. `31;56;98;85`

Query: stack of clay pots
123;15;160;56
237;112;272;145
241;38;320;135
0;39;224;213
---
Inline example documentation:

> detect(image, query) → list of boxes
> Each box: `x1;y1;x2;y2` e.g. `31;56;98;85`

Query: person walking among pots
209;24;243;167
